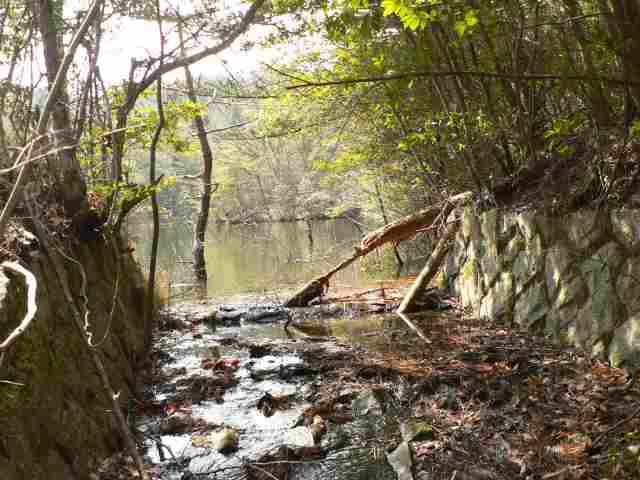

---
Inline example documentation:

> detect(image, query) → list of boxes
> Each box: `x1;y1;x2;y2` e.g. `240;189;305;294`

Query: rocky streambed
130;300;432;480
95;295;640;480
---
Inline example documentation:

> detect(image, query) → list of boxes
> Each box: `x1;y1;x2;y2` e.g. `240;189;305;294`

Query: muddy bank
0;232;146;480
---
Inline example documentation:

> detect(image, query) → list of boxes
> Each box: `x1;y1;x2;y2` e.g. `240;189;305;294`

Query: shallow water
140;321;317;477
139;303;438;479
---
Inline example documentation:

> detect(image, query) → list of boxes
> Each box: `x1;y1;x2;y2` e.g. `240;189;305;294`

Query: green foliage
380;0;436;30
544;116;584;156
127;96;204;153
91;176;177;212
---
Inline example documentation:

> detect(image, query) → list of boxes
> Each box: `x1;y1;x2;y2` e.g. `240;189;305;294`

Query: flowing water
130;217;424;479
140;310;405;480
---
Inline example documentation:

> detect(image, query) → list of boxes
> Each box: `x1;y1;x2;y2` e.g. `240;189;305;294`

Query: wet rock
242;307;288;323
250;364;279;380
178;372;236;403
202;355;238;371
156;383;178;397
215;309;243;325
157;351;176;364
309;415;327;445
256;392;294;417
248;356;305;380
161;316;188;331
387;441;414;480
159;412;193;434
278;363;317;380
211;428;240;453
249;344;272;358
162;366;187;378
213;304;288;326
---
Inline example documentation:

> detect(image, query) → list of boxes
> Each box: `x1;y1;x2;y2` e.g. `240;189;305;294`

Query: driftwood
398;192;472;313
397;219;460;313
284;192;472;308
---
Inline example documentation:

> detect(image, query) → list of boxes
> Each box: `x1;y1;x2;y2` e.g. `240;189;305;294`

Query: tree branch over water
133;0;266;100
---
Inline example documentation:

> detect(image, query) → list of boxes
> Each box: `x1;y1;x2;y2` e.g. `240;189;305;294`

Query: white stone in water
212;428;240;452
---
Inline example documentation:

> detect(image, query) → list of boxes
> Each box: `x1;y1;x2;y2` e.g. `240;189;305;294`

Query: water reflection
129;218;367;297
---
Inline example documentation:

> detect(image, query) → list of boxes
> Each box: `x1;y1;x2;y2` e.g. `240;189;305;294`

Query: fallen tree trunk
397;218;460;313
284;192;472;308
398;192;472;313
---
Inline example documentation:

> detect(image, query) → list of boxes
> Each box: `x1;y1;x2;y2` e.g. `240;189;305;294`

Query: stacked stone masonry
441;207;640;367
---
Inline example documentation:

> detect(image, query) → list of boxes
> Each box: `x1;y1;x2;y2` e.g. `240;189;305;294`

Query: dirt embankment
0;229;147;480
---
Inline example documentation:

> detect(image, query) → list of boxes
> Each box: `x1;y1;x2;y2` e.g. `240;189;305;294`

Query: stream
130;219;437;479
137;299;441;480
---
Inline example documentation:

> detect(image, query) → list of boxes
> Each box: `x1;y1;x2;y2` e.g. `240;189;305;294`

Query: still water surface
129;218;370;297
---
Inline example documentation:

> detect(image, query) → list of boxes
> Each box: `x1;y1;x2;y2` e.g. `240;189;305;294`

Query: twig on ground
592;401;640;447
396;312;432;345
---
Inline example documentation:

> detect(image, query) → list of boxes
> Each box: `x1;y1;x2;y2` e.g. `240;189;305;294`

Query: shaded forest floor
309;311;640;480
281;294;640;480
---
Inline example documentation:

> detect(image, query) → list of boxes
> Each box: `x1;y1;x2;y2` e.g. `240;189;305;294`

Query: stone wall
0;233;146;479
441;207;640;367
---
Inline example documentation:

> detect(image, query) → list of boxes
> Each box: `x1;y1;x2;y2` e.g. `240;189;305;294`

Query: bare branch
202;121;252;135
132;0;266;101
284;70;640;90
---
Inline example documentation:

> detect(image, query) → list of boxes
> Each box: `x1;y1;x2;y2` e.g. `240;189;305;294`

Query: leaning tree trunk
36;0;88;217
179;23;214;282
284;192;473;307
397;191;472;313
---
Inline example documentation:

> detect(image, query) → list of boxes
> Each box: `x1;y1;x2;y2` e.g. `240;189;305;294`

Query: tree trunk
397;218;460;314
144;77;165;354
397;193;472;313
284;192;472;307
178;22;214;282
35;0;88;216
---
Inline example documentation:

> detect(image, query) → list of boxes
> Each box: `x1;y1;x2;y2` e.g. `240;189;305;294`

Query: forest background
1;0;640;284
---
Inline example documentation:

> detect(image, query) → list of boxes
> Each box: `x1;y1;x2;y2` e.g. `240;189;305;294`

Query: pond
128;217;383;298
